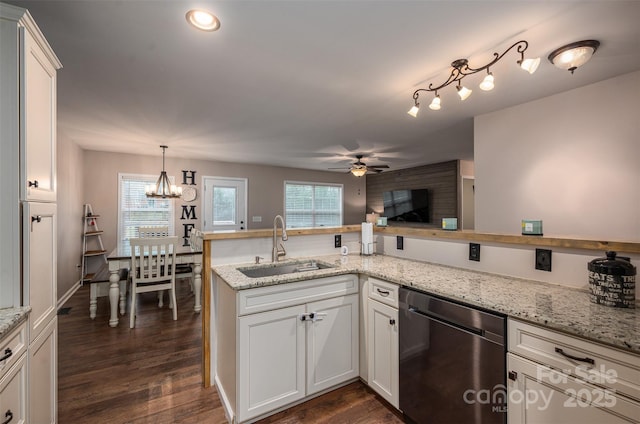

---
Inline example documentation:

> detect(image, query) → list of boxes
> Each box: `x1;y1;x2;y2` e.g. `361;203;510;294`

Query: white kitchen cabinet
238;304;307;421
216;274;359;424
28;317;57;424
0;321;28;424
307;294;359;395
366;277;399;409
23;202;57;343
507;319;640;424
367;298;399;408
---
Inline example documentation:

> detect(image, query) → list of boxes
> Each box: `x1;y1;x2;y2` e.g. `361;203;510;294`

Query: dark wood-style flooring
59;281;404;423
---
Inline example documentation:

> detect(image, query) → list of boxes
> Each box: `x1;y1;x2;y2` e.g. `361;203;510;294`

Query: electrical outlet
469;243;480;261
535;248;552;272
397;236;404;250
334;234;341;248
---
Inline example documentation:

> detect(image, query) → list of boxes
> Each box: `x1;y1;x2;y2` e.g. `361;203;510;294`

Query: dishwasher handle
409;306;484;337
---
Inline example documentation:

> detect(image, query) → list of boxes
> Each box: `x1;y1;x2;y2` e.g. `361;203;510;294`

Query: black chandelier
408;40;540;116
145;145;182;199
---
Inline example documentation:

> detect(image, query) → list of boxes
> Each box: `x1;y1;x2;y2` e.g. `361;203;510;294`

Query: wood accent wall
366;160;459;226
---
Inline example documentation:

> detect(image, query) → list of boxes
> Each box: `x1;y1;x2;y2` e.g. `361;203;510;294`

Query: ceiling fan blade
368;164;390;169
328;167;351;170
369;168;384;173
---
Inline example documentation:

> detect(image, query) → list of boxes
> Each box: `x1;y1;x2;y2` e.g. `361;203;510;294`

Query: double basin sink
237;260;334;278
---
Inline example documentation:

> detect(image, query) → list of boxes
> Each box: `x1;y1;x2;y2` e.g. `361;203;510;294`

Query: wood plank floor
59;281;404;423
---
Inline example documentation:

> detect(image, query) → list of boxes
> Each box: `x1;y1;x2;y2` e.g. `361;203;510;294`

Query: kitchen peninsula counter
213;254;639;354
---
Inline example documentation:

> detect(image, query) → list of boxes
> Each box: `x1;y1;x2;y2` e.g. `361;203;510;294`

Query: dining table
105;241;203;327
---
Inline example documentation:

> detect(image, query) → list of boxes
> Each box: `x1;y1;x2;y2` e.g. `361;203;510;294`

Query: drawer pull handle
376;288;390;297
555;347;595;365
0;348;12;362
28;180;39;188
3;410;13;424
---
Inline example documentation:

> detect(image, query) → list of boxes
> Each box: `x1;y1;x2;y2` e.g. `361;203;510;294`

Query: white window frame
117;173;175;246
284;180;343;229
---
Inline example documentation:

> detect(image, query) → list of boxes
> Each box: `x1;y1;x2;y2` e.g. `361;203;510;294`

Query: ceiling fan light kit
329;154;389;177
408;40;539;116
548;40;600;74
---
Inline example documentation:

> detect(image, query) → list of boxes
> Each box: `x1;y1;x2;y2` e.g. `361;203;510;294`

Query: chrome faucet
272;215;288;262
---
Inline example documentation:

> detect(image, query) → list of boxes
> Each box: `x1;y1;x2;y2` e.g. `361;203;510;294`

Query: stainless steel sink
237;260;334;278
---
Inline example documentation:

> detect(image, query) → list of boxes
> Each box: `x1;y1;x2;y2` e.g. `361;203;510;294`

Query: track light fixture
408;40;539;116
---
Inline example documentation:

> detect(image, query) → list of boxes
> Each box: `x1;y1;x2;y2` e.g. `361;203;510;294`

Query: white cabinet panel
23;202;57;343
21;25;59;202
306;294;359;395
238;305;306;423
507;353;639;424
367;298;399;408
28;317;57;424
0;354;27;424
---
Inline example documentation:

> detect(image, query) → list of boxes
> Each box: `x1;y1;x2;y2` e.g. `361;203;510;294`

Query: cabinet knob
508;371;517;381
389;318;396;326
2;410;13;424
0;348;12;362
28;180;39;188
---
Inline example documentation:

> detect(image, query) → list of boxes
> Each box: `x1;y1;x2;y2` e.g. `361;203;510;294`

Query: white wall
475;71;640;242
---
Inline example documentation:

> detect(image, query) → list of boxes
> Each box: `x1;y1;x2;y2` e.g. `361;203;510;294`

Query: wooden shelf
84;230;104;236
84;249;107;257
85;215;100;218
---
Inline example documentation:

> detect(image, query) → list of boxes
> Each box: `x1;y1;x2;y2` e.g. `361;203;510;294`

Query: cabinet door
23;202;57;343
367;299;399;408
507;353;639;424
0;355;27;424
307;294;359;395
238;305;306;423
21;27;58;202
29;317;57;424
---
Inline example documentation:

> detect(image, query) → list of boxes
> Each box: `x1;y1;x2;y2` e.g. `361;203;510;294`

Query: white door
202;177;247;231
23;202;56;343
367;299;399;408
21;27;58;202
306;294;359;395
238;305;306;423
507;353;639;424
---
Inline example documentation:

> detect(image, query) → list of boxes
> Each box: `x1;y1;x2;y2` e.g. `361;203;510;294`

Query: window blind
118;173;175;246
285;182;342;228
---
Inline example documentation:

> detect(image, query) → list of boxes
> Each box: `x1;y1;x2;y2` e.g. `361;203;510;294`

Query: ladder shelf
81;204;108;284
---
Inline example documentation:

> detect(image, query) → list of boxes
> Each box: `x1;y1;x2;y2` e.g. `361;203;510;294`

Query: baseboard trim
214;375;235;424
57;279;82;309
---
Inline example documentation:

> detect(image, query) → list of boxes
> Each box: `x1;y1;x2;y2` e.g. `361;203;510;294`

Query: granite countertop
0;306;31;341
213;254;640;354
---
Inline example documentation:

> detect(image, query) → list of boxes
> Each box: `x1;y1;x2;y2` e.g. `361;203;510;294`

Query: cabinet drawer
238;274;358;316
368;277;399;308
0;322;27;379
508;319;640;402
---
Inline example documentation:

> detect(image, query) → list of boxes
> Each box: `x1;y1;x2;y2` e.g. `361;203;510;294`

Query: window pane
285;182;342;228
213;186;237;225
119;174;174;246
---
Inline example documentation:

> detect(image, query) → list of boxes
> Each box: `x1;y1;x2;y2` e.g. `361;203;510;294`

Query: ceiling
8;1;640;172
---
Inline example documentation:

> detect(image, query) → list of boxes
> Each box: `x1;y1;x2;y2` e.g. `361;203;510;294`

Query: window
285;181;343;228
118;173;175;246
202;176;247;231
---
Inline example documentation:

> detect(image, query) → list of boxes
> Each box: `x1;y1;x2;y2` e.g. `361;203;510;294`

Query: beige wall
475;71;640;241
57;133;85;301
82;150;366;254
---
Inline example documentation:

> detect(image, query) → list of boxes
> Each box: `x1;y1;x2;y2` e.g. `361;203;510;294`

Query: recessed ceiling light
186;9;220;32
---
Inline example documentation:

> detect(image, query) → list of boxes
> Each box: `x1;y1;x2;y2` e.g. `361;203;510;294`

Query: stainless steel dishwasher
399;287;506;424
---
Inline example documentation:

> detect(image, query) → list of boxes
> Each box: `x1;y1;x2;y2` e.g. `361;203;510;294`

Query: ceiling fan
329;154;390;177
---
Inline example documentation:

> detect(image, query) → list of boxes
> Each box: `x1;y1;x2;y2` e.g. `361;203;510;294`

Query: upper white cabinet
22;22;60;202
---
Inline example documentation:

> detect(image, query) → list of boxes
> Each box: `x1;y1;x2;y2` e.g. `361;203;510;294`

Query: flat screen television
383;189;430;223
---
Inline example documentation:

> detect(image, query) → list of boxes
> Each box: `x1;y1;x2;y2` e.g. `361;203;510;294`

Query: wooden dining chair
138;226;169;238
129;236;179;328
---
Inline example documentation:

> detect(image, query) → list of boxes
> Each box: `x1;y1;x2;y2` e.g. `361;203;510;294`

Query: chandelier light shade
145;145;182;199
548;40;600;74
408;40;539;116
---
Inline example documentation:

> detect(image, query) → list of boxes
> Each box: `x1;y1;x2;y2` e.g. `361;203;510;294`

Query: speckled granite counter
213;254;640;354
0;307;30;341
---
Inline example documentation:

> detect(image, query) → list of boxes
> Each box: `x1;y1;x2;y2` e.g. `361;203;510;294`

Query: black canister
588;251;636;308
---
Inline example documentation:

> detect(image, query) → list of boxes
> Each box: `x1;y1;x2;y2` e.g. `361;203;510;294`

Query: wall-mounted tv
383;189;430;223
